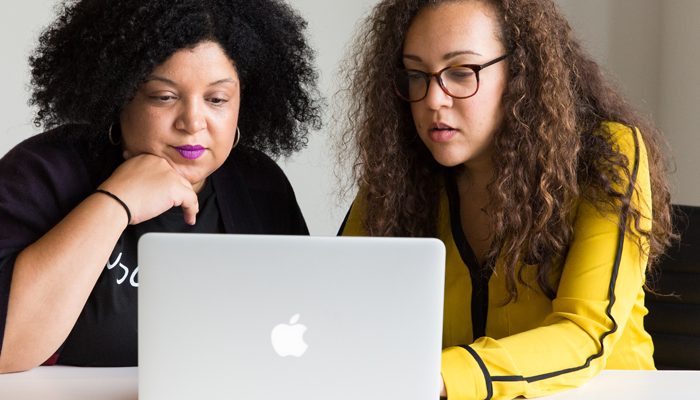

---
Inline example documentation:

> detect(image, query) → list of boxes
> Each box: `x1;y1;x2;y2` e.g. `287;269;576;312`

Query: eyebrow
144;76;237;86
403;50;483;62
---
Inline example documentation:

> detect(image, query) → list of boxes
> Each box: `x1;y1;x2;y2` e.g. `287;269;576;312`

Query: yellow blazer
340;122;654;400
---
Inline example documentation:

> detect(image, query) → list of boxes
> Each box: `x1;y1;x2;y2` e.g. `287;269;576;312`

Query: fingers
176;178;200;226
162;159;202;225
107;152;201;225
180;195;200;225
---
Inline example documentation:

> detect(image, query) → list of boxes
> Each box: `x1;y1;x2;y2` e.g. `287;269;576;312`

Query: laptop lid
138;233;445;400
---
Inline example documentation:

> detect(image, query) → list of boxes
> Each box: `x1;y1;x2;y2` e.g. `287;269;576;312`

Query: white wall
656;0;700;206
278;0;377;235
1;0;698;237
557;0;700;206
0;1;56;153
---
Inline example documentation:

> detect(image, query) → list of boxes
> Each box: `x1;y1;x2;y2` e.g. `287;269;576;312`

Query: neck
456;157;494;193
192;178;206;194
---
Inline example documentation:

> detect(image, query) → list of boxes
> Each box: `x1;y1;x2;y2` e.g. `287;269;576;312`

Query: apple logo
270;314;309;357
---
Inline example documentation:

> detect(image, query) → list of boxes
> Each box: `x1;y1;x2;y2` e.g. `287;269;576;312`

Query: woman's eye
446;68;475;80
406;71;426;81
149;95;177;102
208;97;229;105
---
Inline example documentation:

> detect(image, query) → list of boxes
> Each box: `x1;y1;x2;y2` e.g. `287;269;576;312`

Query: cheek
482;97;505;131
210;108;240;149
120;106;167;150
220;104;240;136
410;104;427;132
466;89;504;128
482;76;507;121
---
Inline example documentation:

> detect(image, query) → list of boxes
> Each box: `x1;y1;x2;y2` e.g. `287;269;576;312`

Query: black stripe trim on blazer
488;126;641;383
459;345;494;400
446;173;492;341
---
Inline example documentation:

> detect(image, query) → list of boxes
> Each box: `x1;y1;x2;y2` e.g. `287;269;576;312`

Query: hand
440;374;447;398
99;152;199;225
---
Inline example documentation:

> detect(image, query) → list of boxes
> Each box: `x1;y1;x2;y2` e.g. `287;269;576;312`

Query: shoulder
1;124;97;168
582;121;652;223
596;121;646;165
338;188;369;236
0;124;109;211
0;125;103;253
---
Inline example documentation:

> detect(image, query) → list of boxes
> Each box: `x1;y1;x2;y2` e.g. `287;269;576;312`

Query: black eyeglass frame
394;53;510;102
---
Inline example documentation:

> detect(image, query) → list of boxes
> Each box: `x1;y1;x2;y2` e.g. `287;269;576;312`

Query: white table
0;366;137;400
0;367;697;399
543;370;699;399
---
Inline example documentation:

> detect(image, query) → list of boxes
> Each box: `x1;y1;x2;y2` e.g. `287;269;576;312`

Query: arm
441;125;653;399
0;151;199;373
0;193;129;372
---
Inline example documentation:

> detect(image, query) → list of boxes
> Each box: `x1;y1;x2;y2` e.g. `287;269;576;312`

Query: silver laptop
138;233;445;400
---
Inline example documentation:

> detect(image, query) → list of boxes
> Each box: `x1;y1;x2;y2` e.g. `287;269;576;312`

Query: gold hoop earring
108;124;120;146
233;127;241;148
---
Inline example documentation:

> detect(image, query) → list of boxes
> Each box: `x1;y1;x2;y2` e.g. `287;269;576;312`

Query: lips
175;145;206;160
429;123;458;143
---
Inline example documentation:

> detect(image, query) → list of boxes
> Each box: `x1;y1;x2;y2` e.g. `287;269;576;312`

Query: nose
422;76;453;110
175;98;207;134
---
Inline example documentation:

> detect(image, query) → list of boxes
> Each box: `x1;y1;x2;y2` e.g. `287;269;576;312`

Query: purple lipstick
175;145;206;160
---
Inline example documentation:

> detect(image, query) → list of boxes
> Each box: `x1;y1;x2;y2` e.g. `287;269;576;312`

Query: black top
0;125;308;366
445;172;493;341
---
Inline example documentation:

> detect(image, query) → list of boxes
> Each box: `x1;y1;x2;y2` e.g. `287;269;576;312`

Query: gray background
1;0;698;235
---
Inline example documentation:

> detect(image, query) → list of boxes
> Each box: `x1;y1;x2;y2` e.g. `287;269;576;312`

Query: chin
429;151;468;168
180;170;206;186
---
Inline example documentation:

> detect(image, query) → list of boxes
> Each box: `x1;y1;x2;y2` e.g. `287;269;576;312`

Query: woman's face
120;41;240;192
403;1;508;170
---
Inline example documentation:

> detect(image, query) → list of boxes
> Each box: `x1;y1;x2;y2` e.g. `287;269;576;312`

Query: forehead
403;1;504;59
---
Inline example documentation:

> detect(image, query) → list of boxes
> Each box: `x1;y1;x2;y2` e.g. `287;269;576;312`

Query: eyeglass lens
395;66;478;102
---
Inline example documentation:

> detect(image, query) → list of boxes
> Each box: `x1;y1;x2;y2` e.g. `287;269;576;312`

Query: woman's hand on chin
99;153;199;225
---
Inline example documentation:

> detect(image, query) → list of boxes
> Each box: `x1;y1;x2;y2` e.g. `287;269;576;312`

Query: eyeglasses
394;54;509;102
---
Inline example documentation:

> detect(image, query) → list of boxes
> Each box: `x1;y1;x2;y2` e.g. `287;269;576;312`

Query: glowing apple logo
270;314;308;357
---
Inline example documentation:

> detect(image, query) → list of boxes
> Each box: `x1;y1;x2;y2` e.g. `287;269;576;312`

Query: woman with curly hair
339;0;674;398
0;0;321;372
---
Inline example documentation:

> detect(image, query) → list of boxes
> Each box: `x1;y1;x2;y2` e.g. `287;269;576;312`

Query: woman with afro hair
338;0;675;398
0;0;321;372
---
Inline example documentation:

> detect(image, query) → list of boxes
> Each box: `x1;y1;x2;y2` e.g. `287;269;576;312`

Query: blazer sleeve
441;124;653;399
0;134;91;354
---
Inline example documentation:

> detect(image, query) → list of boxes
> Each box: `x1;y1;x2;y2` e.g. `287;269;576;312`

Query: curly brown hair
339;0;674;300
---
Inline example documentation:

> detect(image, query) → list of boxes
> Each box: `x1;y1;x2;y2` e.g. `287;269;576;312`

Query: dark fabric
445;172;492;341
645;204;700;369
0;124;308;366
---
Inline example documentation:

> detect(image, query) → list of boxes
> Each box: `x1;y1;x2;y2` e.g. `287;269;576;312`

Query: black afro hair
29;0;323;157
